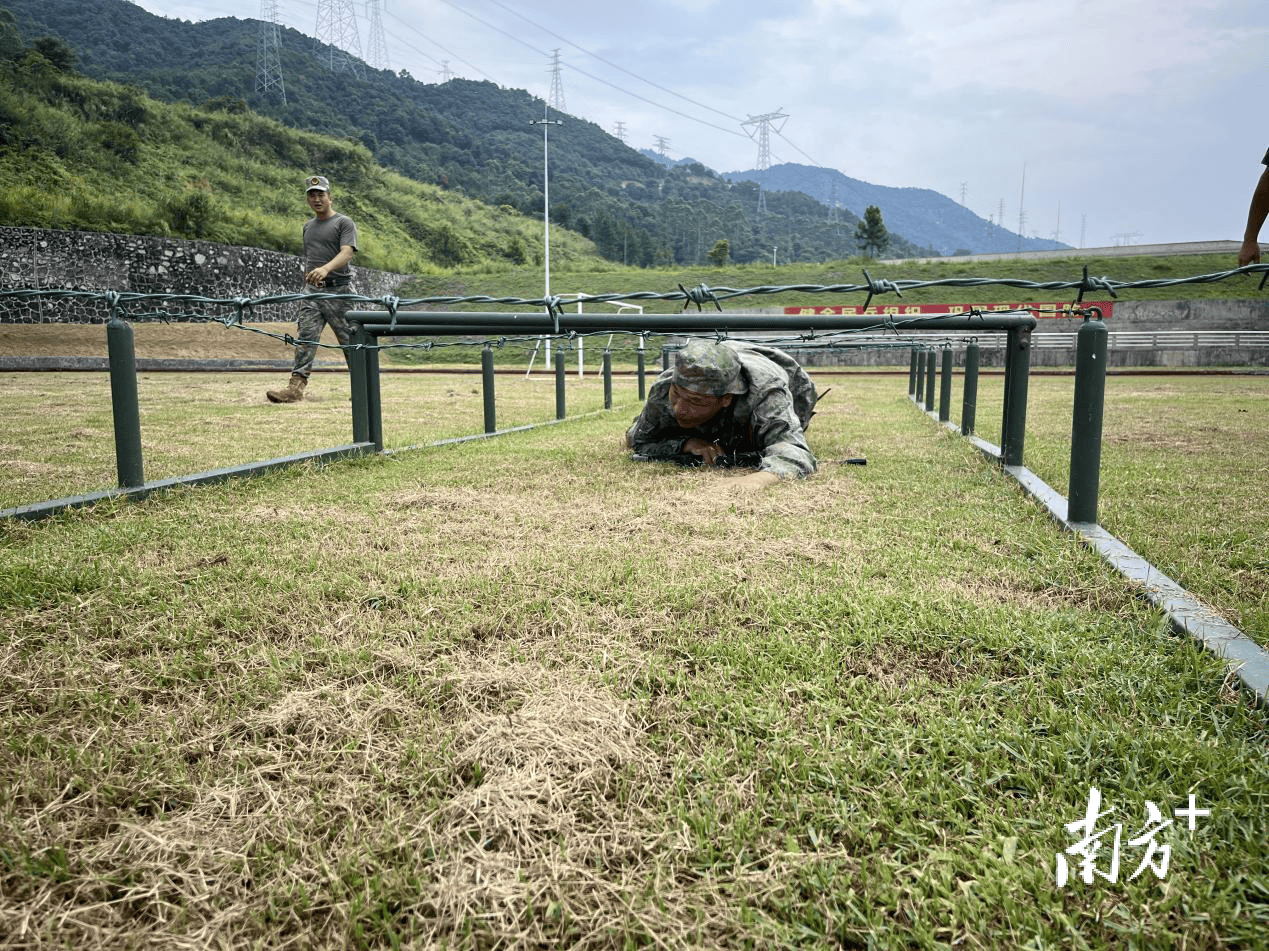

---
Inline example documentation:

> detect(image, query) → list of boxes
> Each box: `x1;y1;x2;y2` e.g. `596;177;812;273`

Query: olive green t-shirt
302;212;358;277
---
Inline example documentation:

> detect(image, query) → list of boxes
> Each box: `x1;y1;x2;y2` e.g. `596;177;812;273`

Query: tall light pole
530;104;562;369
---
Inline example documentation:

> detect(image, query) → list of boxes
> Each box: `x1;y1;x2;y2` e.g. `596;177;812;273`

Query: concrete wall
0;226;410;324
783;300;1269;368
1108;299;1269;331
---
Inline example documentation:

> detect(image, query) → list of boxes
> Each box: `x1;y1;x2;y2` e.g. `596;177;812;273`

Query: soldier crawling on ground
625;338;820;493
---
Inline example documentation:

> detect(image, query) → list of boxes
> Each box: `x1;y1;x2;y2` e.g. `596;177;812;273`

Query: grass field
931;371;1269;648
2;357;1265;647
1;354;1266;948
401;253;1269;306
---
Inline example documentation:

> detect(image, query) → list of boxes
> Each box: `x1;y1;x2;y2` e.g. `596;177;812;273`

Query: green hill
0;0;938;266
0;32;596;274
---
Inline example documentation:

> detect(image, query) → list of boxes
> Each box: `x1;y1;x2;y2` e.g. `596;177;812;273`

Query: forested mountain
640;150;1067;257
1;0;1043;265
726;165;1068;257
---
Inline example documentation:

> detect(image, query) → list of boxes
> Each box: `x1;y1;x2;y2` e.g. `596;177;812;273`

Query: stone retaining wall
0;226;410;324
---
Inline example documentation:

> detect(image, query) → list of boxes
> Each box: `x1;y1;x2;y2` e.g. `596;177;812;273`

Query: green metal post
482;343;496;434
1000;328;1032;467
938;347;953;422
924;350;936;411
961;341;979;436
637;347;646;400
603;349;613;410
908;348;919;398
555;345;566;419
662;347;670;372
1068;314;1109;523
365;331;382;452
349;329;370;446
106;317;144;488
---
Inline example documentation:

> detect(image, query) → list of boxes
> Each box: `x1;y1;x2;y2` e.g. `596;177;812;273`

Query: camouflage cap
672;340;745;397
305;175;330;193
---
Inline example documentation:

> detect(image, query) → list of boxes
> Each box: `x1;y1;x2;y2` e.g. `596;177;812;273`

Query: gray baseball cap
672;340;745;397
305;175;330;192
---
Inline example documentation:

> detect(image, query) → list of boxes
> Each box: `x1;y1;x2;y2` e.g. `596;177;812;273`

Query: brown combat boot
266;374;307;403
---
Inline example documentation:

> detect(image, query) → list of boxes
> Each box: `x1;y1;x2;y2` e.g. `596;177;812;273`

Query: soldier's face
307;189;331;216
669;383;731;428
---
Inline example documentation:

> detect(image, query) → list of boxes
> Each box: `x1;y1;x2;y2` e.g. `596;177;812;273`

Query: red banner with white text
782;301;1113;319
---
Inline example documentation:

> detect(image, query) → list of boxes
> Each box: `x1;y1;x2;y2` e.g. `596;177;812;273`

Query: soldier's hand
305;268;328;287
683;437;725;465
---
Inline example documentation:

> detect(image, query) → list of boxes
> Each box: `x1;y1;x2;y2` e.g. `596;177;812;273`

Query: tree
707;238;729;267
0;11;22;62
855;204;889;257
31;36;76;73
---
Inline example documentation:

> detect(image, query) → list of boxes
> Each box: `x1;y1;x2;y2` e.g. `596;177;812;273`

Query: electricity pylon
315;0;364;77
548;49;566;113
255;0;286;103
742;109;788;214
364;0;389;71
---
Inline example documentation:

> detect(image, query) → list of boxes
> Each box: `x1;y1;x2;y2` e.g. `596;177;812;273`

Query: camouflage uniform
626;340;819;479
292;207;360;378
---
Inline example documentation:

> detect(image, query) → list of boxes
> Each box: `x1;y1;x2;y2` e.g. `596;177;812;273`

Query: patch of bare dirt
0;322;332;361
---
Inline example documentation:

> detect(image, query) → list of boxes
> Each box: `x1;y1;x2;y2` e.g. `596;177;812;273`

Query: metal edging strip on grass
1;444;376;522
920;404;1269;704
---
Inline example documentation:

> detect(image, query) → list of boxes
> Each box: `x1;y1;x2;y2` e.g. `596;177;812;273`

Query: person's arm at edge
1238;164;1269;267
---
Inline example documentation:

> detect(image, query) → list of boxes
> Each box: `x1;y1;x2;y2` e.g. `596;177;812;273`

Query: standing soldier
266;175;360;403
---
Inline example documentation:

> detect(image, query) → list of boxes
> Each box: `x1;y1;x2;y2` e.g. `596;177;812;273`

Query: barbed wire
2;263;1265;357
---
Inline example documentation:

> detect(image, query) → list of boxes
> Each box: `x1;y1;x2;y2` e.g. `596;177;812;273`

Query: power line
382;9;494;81
430;0;746;139
478;0;745;125
263;0;758;153
479;0;741;123
562;58;745;139
771;127;824;169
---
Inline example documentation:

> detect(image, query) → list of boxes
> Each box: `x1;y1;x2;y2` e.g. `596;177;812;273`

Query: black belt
323;277;351;287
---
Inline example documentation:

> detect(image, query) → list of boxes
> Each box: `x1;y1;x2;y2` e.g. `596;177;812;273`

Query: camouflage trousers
290;285;358;378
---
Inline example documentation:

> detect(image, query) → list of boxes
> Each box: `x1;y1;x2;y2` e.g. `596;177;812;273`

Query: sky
129;0;1266;251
